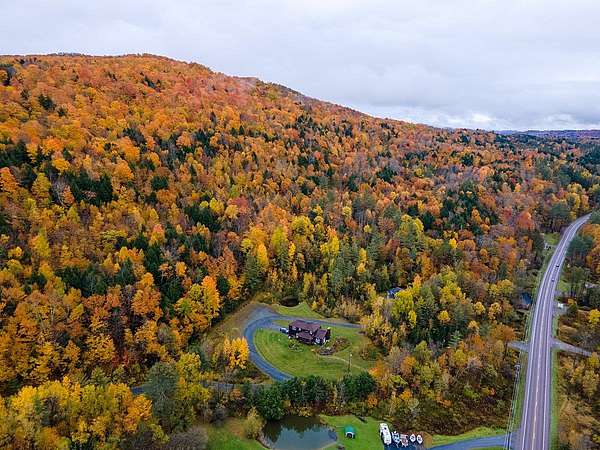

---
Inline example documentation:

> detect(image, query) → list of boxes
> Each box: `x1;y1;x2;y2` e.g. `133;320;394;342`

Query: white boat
392;431;400;444
410;433;416;442
379;423;392;445
416;434;423;445
400;434;409;447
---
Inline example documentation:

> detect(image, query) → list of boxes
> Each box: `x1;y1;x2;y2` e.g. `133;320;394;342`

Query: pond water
263;416;337;450
279;296;299;307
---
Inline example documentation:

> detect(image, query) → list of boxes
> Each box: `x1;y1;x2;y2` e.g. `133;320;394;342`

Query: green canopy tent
344;426;355;439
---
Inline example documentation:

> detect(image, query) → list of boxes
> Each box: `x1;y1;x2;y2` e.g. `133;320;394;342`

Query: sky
2;0;600;130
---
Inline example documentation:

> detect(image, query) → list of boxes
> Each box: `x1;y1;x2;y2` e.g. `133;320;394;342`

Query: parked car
279;327;288;334
379;423;392;445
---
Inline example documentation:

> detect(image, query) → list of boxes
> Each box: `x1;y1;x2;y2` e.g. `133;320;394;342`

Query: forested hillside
0;54;598;447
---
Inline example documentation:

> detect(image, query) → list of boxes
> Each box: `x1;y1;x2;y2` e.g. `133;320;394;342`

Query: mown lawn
254;325;375;379
272;301;327;319
321;415;386;450
322;415;434;449
431;426;505;446
544;232;559;247
205;418;263;450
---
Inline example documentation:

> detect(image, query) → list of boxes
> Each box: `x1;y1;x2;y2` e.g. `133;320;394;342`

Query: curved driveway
242;306;360;382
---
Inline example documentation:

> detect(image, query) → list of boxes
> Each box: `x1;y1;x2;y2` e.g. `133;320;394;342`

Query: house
288;320;331;345
296;330;315;345
289;319;320;335
519;292;532;308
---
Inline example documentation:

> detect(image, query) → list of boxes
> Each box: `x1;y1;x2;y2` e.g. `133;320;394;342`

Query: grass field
551;348;560;450
512;353;527;429
206;301;263;341
544;232;560;247
430;426;505;447
205;418;263;450
322;415;387;450
272;301;330;319
254;325;375;379
322;415;504;449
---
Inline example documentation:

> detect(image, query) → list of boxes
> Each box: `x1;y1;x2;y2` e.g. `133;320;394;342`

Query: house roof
520;292;533;306
297;331;313;341
315;329;328;340
289;320;321;333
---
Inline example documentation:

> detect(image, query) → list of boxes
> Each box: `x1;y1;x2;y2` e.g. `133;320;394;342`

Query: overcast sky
2;0;600;130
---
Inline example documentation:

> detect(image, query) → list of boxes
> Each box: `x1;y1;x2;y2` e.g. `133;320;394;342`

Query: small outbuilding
344;426;355;439
386;287;403;299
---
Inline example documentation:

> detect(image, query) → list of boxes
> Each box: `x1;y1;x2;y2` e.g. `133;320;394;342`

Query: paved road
431;433;509;450
516;214;589;450
509;339;592;357
552;339;592;357
242;306;360;381
383;442;425;450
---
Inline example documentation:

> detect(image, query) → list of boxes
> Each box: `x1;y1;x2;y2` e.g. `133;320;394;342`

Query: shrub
334;300;363;322
213;404;229;423
244;407;265;439
590;210;600;225
317;337;349;355
359;343;379;361
163;426;208;450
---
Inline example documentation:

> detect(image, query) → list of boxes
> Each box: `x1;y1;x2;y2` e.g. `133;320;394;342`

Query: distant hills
498;129;600;141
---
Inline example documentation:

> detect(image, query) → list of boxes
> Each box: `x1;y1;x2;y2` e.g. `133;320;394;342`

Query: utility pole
347;352;352;373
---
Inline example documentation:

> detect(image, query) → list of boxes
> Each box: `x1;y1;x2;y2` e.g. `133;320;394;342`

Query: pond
279;296;299;307
263;416;337;450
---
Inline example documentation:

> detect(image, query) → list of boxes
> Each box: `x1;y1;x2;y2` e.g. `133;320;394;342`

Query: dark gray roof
315;329;328;339
297;330;313;341
289;320;320;333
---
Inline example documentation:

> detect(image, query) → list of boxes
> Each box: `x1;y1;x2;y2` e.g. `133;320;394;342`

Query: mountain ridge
0;53;598;446
498;129;600;140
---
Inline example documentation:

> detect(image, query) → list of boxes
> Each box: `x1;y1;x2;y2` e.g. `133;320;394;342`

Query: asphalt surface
430;434;509;450
552;338;592;357
242;306;360;381
516;214;589;450
383;442;424;450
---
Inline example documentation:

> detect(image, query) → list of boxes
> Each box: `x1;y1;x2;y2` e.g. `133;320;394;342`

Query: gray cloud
2;0;600;130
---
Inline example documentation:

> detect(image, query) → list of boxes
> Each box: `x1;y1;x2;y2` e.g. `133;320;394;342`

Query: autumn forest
0;54;599;449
